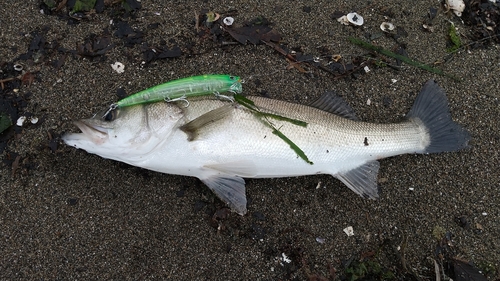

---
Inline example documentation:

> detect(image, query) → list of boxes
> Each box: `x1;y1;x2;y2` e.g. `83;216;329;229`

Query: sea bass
63;80;470;215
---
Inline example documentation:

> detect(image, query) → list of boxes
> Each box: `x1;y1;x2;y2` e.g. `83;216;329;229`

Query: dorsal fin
309;91;358;120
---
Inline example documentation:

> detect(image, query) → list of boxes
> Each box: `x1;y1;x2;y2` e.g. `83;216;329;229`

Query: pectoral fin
335;161;380;199
201;174;247;215
180;104;235;141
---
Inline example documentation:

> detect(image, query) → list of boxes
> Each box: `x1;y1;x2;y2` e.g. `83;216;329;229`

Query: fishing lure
103;74;242;117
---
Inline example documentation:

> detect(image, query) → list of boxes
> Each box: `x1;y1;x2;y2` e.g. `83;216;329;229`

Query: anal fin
335;161;380;199
201;175;247;215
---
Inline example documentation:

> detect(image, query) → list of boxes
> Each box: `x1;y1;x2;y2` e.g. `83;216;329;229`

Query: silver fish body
63;80;470;215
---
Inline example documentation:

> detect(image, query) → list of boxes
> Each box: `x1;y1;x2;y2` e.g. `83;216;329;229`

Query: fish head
63;103;184;161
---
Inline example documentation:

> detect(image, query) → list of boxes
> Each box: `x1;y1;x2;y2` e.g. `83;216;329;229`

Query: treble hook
165;96;190;107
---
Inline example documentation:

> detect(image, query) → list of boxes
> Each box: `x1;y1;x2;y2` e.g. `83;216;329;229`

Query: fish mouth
64;119;109;145
75;120;108;136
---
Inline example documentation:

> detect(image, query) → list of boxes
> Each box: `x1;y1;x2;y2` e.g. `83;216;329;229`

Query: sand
0;0;499;279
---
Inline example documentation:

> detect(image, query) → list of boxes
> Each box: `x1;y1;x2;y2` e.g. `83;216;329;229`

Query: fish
63;80;470;215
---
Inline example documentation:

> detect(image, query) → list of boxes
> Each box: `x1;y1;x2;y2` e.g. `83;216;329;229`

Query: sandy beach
1;0;499;279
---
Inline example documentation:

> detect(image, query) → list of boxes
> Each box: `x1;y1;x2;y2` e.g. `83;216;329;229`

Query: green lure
104;74;242;117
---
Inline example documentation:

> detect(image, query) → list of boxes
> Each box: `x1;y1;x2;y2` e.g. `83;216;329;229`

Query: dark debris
2;150;37;178
225;22;281;45
196;12;281;45
39;0;141;21
463;0;500;46
113;20;144;47
77;31;114;58
16;28;50;62
141;44;182;63
0;90;31;151
435;231;491;281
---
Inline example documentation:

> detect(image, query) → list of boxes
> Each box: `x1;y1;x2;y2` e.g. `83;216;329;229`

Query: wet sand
1;0;499;279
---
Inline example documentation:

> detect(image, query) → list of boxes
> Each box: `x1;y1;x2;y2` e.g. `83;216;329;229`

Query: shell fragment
346;12;364;26
446;0;465;17
343;226;354;236
337;12;364;26
380;22;395;32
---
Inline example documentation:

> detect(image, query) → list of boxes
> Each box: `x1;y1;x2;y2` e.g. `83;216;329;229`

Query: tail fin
407;80;470;153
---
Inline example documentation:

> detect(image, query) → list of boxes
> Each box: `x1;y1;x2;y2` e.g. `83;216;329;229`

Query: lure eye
229;75;235;80
103;110;117;121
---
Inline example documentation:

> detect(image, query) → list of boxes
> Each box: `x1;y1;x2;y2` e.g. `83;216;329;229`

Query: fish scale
180;97;428;168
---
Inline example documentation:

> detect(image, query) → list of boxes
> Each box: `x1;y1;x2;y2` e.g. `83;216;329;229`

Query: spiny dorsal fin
309;91;358;120
335;161;380;199
180;104;235;141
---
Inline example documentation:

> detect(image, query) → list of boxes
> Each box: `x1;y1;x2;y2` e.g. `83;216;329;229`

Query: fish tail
407;80;470;153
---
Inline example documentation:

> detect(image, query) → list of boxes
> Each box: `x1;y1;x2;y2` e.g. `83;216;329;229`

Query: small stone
316;237;325;244
67;198;78;205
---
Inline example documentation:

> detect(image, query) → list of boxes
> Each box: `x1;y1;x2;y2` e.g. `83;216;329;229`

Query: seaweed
0;112;12;134
447;22;462;53
349;37;459;81
234;94;313;165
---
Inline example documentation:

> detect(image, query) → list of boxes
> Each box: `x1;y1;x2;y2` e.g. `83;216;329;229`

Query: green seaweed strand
234;94;307;127
348;37;458;81
234;94;313;165
271;128;313;165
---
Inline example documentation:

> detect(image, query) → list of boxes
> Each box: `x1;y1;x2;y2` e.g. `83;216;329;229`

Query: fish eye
103;110;117;121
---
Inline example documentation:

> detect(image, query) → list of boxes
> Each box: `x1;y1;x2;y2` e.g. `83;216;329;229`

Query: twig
194;10;199;32
0;76;19;90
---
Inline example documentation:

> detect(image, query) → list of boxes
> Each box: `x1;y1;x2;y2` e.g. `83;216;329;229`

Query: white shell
346;12;364;26
343;226;354;236
422;24;434;32
17;116;26;127
337;15;350;25
380;22;395;32
111;62;125;74
223;17;234;26
281;253;291;263
446;0;465;17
